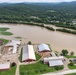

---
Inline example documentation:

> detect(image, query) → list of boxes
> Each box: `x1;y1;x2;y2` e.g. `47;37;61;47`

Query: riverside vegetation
0;27;13;36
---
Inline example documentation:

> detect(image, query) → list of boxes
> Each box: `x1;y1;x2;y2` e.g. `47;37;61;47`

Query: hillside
0;2;76;27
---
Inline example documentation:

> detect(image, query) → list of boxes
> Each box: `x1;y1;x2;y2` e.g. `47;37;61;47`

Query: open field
0;28;9;31
0;27;13;36
19;61;56;75
0;66;16;75
0;31;13;36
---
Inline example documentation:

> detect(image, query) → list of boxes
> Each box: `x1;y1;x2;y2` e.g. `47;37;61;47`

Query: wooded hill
0;2;76;25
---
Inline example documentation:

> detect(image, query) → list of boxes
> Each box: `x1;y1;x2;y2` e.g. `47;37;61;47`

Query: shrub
60;66;64;69
54;66;60;70
45;26;55;31
27;41;32;45
43;69;46;71
40;69;43;73
35;70;38;73
70;51;74;56
69;60;73;63
69;62;74;66
20;72;24;75
26;71;29;74
54;66;64;70
11;62;16;67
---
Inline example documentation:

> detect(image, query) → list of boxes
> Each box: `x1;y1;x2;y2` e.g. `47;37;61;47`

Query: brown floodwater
0;23;76;54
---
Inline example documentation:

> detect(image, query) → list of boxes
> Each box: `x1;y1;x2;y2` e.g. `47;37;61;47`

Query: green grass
65;73;76;75
20;61;56;75
0;38;9;44
0;66;16;75
0;27;13;36
35;53;41;60
0;31;13;36
65;55;76;58
0;28;9;31
68;64;76;69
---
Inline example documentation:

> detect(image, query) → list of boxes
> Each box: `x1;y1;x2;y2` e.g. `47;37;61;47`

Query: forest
0;2;76;29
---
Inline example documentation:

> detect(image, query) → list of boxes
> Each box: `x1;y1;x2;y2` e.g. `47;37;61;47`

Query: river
0;23;76;54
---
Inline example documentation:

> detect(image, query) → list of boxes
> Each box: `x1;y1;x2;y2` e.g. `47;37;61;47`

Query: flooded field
0;23;76;54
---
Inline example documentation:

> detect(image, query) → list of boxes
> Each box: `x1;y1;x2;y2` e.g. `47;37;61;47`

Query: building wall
0;68;10;70
22;59;35;62
44;62;49;64
39;50;50;52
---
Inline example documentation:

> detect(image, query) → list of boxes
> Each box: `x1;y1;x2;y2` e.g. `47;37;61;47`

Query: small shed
38;44;50;52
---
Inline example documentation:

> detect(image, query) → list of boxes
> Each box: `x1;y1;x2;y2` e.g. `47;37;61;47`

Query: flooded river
0;23;76;54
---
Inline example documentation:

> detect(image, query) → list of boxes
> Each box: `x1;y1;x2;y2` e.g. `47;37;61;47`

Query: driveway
41;69;76;75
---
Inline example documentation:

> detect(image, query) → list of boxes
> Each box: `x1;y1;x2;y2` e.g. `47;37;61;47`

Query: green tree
70;51;74;56
11;62;16;67
62;49;68;56
27;41;32;45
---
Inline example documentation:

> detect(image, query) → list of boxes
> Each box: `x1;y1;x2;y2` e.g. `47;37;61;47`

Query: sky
0;0;76;3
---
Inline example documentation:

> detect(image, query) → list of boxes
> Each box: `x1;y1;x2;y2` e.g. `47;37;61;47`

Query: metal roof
12;40;20;45
22;45;36;61
5;40;20;46
5;40;20;53
49;60;63;66
0;63;10;70
38;44;50;52
12;45;17;53
44;56;64;63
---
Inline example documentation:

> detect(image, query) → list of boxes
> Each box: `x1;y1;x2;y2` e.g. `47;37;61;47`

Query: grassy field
0;27;13;36
0;31;13;36
65;55;76;58
35;53;41;61
0;28;9;31
20;61;56;75
0;66;16;75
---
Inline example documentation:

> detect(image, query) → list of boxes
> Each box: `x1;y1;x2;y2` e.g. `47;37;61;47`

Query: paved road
41;69;76;75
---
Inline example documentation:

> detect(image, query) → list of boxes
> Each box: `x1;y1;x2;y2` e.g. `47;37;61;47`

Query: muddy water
0;23;76;54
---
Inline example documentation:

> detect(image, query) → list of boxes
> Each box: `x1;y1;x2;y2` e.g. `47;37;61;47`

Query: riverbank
56;29;76;35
